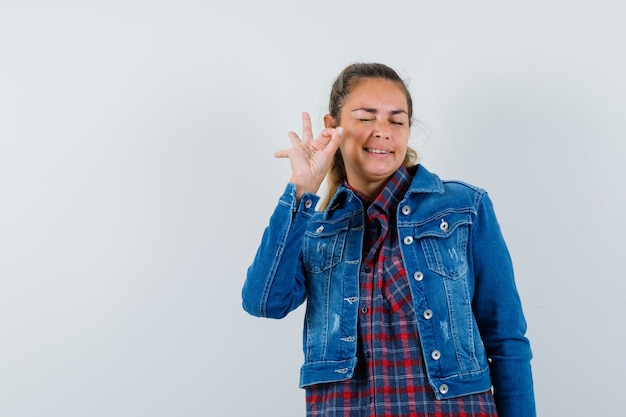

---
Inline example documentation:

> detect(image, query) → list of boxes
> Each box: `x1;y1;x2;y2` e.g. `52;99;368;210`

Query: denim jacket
242;165;535;417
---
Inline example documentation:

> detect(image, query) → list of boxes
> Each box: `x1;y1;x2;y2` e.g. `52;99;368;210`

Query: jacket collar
405;164;445;195
324;164;444;217
324;185;360;218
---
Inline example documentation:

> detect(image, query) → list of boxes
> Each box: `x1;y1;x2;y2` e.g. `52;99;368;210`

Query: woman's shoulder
408;165;489;213
410;164;487;196
441;178;486;195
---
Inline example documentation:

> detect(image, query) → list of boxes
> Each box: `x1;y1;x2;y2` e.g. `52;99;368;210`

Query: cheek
396;130;410;146
339;138;358;156
340;130;365;150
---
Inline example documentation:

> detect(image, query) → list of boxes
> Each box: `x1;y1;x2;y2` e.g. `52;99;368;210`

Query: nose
373;120;391;139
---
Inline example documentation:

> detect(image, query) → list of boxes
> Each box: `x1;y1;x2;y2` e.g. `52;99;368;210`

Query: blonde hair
320;63;419;210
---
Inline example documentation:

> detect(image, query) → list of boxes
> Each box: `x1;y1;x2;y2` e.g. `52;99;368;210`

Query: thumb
325;127;343;155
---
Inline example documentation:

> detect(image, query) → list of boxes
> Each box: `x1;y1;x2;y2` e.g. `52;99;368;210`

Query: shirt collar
346;165;413;216
326;164;444;216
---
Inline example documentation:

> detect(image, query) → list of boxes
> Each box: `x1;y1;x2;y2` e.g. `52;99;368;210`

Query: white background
1;1;624;416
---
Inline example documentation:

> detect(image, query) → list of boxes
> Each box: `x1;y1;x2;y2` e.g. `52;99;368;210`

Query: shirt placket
359;209;388;414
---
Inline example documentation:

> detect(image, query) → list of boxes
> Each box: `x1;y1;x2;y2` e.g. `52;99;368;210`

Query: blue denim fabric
242;165;535;417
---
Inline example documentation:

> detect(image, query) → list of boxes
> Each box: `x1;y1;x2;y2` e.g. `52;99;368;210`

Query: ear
323;114;337;129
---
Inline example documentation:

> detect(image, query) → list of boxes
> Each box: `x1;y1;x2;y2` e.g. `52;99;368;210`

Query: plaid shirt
306;167;498;417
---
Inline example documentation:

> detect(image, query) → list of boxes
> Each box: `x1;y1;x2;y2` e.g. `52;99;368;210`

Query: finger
273;148;290;158
273;130;303;158
301;112;314;143
308;127;335;151
287;131;304;147
324;127;344;155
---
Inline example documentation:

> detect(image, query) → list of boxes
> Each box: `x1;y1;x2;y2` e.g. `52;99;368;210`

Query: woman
242;63;535;417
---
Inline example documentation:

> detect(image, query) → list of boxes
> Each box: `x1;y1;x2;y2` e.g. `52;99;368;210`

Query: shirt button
361;307;368;314
431;350;441;360
305;199;313;209
363;266;371;273
440;219;449;232
423;309;433;319
413;271;424;281
401;205;411;215
439;384;449;394
403;236;414;245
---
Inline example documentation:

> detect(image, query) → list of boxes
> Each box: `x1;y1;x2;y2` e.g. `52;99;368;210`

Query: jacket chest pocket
415;212;471;280
303;220;349;274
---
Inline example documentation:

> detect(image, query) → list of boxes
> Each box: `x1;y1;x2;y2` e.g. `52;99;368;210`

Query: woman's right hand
274;112;343;201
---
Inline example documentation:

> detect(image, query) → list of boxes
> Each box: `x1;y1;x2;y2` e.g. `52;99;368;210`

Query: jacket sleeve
242;183;318;319
470;192;536;417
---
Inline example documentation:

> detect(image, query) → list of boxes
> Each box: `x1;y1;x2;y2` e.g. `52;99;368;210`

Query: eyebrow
351;107;408;115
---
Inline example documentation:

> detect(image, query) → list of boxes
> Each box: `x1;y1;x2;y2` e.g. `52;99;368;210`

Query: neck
346;177;387;201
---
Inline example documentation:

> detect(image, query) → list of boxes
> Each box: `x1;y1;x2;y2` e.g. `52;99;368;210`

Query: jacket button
431;350;441;360
315;225;324;234
403;236;414;245
423;309;433;319
413;271;424;281
305;199;313;209
439;219;449;232
439;384;449;394
401;205;411;215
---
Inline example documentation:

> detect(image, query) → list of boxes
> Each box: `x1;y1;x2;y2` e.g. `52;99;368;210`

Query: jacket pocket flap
414;211;472;239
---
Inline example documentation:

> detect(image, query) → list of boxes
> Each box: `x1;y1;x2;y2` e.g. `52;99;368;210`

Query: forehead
345;78;408;110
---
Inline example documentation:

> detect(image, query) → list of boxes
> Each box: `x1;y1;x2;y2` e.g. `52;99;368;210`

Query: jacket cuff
280;183;320;215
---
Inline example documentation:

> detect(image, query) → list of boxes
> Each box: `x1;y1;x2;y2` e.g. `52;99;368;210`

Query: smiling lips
365;147;392;155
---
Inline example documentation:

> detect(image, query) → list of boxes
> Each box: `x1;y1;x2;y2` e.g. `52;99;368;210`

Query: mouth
365;147;392;155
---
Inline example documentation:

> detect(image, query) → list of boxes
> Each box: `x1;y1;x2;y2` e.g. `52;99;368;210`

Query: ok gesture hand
274;112;343;201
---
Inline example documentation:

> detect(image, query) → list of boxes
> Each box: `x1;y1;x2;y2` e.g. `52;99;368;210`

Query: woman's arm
242;184;318;318
470;192;536;417
243;112;343;318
